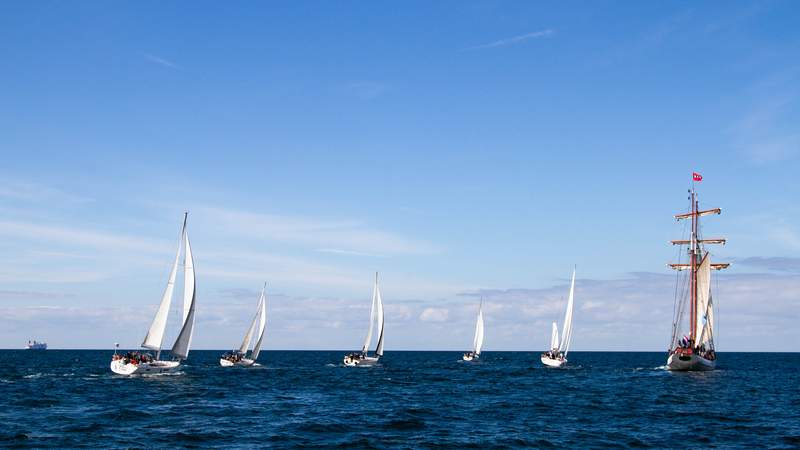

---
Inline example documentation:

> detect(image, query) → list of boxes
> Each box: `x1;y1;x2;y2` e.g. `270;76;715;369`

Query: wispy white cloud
465;29;554;51
1;266;798;350
195;206;440;256
0;180;92;204
736;256;800;273
0;219;167;253
142;52;179;69
419;307;449;322
732;67;800;164
316;248;381;257
0;290;74;300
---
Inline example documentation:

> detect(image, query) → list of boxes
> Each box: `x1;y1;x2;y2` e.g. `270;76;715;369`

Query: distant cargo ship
26;340;47;350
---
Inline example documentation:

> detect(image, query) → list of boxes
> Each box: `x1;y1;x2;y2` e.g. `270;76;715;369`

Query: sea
0;350;798;448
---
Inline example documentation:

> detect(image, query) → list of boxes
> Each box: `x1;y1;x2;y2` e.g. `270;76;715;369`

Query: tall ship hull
666;352;715;371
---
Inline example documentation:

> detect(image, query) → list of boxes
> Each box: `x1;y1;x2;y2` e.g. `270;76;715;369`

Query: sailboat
220;283;268;367
110;212;197;375
343;272;384;367
541;268;575;368
666;177;728;371
462;299;484;361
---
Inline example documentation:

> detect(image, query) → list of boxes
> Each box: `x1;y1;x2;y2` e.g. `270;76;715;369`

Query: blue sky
1;1;799;351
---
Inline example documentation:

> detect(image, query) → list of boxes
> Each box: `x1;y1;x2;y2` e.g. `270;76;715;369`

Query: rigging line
670;214;690;348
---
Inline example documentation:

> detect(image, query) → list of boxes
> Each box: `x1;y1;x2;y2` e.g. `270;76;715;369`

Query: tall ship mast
666;173;729;371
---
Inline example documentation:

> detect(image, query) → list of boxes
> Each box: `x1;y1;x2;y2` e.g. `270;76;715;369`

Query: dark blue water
1;351;798;448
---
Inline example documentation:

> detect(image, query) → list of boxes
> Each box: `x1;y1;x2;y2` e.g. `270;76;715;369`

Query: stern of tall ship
666;349;715;371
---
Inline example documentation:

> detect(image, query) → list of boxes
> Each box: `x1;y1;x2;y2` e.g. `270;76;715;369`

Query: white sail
182;227;195;325
141;219;185;351
170;228;196;360
250;284;268;360
550;321;559;351
374;274;385;356
238;285;264;354
695;254;713;347
560;268;576;357
473;306;485;355
361;273;378;353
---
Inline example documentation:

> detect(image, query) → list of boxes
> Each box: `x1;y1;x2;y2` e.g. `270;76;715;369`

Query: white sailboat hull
666;352;715;371
219;358;256;367
462;353;479;362
343;355;380;367
110;359;180;375
540;354;567;368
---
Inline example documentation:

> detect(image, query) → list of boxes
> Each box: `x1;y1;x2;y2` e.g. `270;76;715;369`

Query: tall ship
26;340;47;350
667;174;728;371
110;212;197;375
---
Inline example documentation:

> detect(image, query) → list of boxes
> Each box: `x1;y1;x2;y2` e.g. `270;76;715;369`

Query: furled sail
374;274;385;356
141;218;185;351
560;268;576;357
361;273;378;353
550;321;560;351
250;283;268;360
170;228;196;360
695;253;713;347
473;305;485;355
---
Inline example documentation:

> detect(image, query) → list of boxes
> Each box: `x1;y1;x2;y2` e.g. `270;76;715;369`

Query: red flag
693;172;702;182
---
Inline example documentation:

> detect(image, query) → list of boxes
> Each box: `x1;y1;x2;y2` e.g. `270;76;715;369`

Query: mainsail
560;268;576;357
473;303;485;355
374;274;385;356
170;224;196;360
141;215;186;351
695;254;713;347
238;285;263;354
361;273;378;353
251;285;268;360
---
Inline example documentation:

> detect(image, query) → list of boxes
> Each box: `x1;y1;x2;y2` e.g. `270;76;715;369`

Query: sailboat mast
690;188;697;345
669;175;729;351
